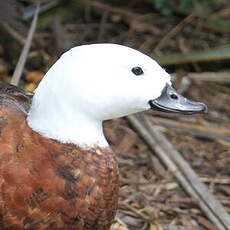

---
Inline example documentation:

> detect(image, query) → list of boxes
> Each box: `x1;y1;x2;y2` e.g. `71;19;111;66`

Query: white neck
27;104;108;148
26;43;172;148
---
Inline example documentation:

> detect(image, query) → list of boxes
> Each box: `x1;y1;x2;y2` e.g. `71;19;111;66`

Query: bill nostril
170;94;178;100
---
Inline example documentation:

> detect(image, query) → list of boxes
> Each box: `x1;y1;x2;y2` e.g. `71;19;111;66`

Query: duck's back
0;82;119;230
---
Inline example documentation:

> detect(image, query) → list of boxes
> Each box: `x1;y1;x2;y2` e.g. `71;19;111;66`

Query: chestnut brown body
0;82;119;230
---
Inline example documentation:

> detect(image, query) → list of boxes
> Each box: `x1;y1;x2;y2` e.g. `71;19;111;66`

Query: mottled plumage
0;82;119;229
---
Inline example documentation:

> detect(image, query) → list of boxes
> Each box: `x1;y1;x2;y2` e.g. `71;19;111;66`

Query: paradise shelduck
0;44;207;230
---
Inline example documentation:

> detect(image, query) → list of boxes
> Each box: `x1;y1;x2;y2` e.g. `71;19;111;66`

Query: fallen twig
1;21;26;45
112;217;129;230
154;13;196;55
201;177;230;185
127;114;230;230
187;72;230;84
11;4;39;86
148;116;230;142
97;11;109;41
121;202;152;222
77;0;138;19
151;225;202;230
22;0;63;20
52;15;65;55
76;0;160;35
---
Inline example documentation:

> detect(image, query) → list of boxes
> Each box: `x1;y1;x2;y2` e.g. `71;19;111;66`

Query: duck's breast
0;82;119;230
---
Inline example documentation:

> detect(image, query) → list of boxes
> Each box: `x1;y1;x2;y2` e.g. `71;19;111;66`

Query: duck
0;43;207;230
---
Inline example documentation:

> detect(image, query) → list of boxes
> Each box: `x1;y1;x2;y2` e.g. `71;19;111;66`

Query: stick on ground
11;4;40;86
127;114;230;230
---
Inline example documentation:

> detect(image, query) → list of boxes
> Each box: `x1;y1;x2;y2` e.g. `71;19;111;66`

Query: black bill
149;83;207;115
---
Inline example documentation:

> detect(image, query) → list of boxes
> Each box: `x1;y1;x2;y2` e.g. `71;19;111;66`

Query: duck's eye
131;66;144;76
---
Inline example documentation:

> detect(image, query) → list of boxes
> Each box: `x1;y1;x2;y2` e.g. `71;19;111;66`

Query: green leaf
38;2;84;30
179;0;194;13
155;46;230;65
153;0;173;15
206;18;230;32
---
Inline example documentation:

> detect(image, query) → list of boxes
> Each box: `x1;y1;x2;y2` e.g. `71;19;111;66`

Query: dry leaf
25;71;44;84
24;82;36;92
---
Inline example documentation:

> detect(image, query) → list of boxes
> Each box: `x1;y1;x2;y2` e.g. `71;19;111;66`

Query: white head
27;44;171;148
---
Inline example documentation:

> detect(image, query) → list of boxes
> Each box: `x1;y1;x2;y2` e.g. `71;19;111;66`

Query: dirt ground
105;79;230;230
0;1;229;229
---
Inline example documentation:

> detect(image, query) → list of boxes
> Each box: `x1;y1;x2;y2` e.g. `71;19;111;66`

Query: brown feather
0;82;119;230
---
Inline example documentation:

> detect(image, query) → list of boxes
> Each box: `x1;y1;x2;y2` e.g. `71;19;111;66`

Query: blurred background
0;0;229;229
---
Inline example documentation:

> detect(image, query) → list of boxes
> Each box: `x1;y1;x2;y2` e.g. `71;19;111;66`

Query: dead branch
75;0;160;36
187;72;230;84
11;4;39;86
52;15;66;55
160;226;202;230
154;13;196;55
97;11;109;41
77;0;138;19
201;177;230;185
148;116;230;142
1;21;26;45
22;0;64;20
